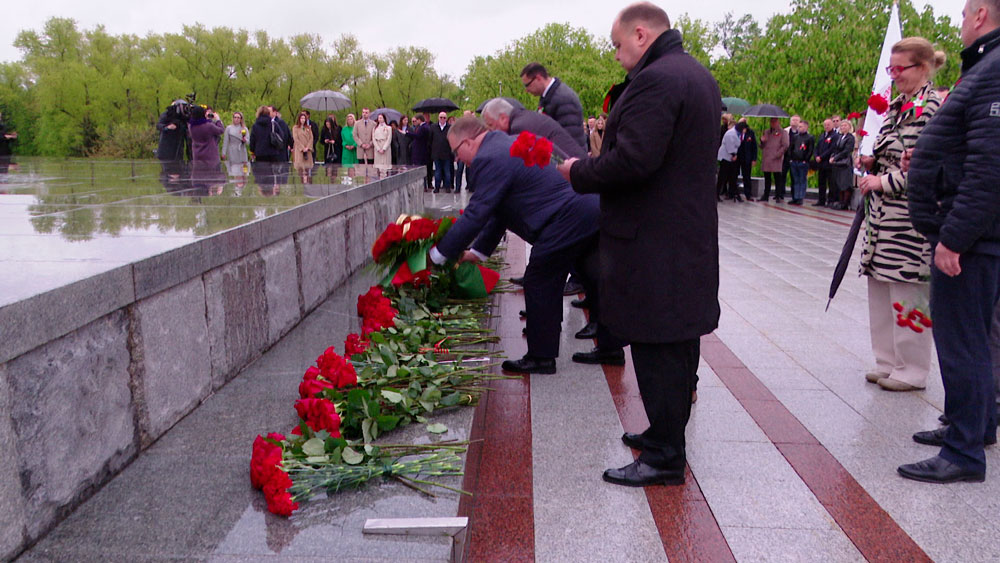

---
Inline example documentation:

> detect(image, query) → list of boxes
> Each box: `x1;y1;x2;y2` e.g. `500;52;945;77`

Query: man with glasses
520;63;587;150
428;116;602;374
428;111;453;192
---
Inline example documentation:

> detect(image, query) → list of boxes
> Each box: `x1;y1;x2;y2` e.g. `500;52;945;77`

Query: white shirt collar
541;78;555;98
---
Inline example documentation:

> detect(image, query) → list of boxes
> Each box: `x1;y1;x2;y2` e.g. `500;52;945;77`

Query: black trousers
739;161;754;199
816;167;833;204
631;339;701;469
523;235;599;358
717;160;739;199
761;171;785;200
575;237;627;351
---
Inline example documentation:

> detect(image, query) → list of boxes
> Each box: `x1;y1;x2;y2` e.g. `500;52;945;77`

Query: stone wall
0;169;424;560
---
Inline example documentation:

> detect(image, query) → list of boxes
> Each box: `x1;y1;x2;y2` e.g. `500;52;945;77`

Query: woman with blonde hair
858;37;946;392
589;113;606;156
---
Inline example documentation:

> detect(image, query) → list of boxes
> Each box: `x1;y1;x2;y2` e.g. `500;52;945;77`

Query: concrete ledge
0;168;424;561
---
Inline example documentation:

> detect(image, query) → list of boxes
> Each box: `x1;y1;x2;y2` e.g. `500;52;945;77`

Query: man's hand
557;157;579;181
935;242;962;277
166;123;177;130
459;250;482;264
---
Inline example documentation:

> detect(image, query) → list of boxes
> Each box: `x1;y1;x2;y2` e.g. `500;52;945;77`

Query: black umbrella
475;97;526;114
743;104;790;118
827;203;866;311
412;97;459;113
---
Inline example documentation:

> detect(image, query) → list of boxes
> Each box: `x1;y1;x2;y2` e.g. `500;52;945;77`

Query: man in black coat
812;118;839;206
735;121;758;201
406;115;432;190
155;102;189;161
481;98;588;160
429;117;601;374
787;120;814;205
520;63;587;151
559;2;720;487
902;0;1000;484
427;112;453;192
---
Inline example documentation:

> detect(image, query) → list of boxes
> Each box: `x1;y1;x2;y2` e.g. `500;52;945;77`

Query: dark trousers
717;160;739;199
790;161;808;201
523;236;596;358
575;237;627;351
931;253;1000;472
816;167;833;204
423;161;433;189
739;161;754;199
761;171;785;200
631;339;701;469
433;159;452;189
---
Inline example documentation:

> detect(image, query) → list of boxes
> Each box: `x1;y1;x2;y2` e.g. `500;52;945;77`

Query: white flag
860;2;902;155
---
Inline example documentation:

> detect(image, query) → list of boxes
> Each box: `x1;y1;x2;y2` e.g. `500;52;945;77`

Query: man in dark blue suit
429;116;603;374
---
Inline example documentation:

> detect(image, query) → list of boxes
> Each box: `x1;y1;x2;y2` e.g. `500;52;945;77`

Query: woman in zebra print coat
858;38;946;392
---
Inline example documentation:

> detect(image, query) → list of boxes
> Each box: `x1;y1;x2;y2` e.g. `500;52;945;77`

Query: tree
674;14;718;67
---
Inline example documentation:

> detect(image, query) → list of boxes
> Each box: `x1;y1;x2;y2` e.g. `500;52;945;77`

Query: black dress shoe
570;297;590;309
939;414;950;425
501;355;556;374
510;276;524;286
811;201;825;206
572;347;626;366
621;432;645;449
912;426;996;447
574;322;598;339
603;460;684;487
897;455;985;483
563;280;585;296
518;309;527;318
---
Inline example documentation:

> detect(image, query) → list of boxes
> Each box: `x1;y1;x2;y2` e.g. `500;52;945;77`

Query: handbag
269;120;284;150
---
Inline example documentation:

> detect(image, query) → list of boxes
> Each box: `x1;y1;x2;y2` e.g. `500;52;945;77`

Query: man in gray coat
520;63;587;150
559;2;721;487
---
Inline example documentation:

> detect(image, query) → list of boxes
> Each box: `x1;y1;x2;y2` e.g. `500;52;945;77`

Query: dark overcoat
538;77;587;150
509;108;588;159
569;29;721;343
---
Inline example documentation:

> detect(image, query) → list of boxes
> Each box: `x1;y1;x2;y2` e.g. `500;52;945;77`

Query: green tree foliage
462;23;622;116
712;0;961;130
5;18;456;156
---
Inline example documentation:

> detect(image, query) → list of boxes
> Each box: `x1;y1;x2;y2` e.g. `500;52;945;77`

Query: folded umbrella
827;203;866;311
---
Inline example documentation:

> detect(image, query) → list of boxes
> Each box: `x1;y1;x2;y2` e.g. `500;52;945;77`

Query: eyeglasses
522;75;538;89
450;138;471;154
886;63;920;76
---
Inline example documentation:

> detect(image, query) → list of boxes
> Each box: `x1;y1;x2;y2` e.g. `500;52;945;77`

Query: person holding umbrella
857;37;945;392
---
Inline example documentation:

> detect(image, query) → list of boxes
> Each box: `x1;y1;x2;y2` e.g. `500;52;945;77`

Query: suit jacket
353;118;375;159
436;130;598;260
406;123;431;164
538;77;587;150
569;29;721;343
508;108;587;159
814;129;839;168
428;122;452;161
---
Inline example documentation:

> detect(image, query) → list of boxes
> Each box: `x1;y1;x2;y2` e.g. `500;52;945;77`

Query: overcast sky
2;0;965;79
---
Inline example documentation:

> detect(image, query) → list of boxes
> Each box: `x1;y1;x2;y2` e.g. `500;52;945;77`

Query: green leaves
426;423;448;434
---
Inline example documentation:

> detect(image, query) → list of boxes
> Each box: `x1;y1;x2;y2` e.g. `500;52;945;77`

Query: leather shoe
501;355;556;374
912;426;996;447
574;321;598;339
518;309;527;318
570;297;590;309
939;414;950;425
621;432;645;449
572;347;625;366
603;460;684;487
563;280;585;296
897;455;985;483
509;276;524;286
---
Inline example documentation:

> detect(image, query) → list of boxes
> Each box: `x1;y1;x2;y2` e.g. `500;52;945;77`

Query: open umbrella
743;104;790;118
370;108;403;124
827;203;866;311
412;97;459;114
721;97;751;115
300;90;351;112
475;97;526;114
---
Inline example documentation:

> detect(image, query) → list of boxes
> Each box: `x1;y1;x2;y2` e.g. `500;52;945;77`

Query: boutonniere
900;95;926;120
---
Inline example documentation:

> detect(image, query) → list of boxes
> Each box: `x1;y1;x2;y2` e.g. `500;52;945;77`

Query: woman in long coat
372;114;392;169
341;114;357;165
319;116;341;164
188;105;224;165
857;38;944;392
758;117;788;202
221;112;249;167
292;111;314;169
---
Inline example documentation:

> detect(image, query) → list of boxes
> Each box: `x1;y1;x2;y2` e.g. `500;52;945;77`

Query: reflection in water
3;157;418;240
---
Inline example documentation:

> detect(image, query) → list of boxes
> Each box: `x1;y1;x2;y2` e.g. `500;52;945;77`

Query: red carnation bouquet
510;131;564;168
893;301;932;333
371;214;454;288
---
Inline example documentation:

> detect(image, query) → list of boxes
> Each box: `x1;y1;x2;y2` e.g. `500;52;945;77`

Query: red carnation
294;397;342;436
299;377;334;399
372;223;404;261
847;111;863;120
403;217;440;242
264;486;299;517
250;433;286;490
867;94;889;115
858;129;869;137
532;137;554;167
344;333;369;356
315;347;358;389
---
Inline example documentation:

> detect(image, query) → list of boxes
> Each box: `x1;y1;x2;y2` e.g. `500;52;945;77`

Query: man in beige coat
353;107;375;164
